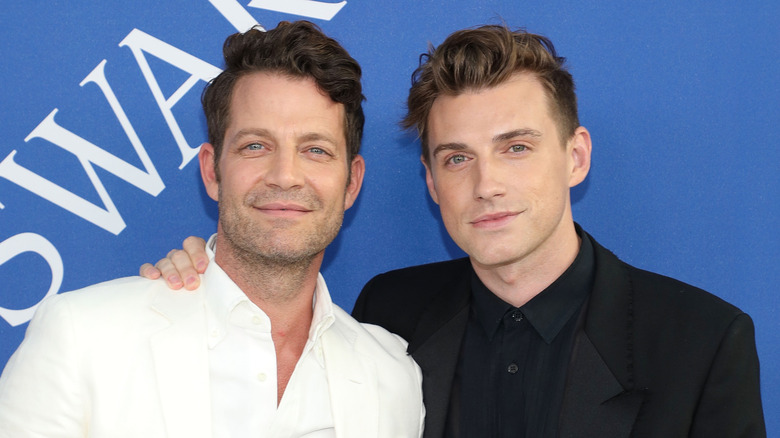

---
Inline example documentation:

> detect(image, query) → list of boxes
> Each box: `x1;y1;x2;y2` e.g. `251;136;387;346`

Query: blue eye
448;154;467;164
246;143;264;151
309;147;325;154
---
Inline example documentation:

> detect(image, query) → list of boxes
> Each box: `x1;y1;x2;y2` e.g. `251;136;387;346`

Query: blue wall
1;0;777;432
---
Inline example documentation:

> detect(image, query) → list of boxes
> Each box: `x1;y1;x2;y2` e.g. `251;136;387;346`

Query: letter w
0;61;164;235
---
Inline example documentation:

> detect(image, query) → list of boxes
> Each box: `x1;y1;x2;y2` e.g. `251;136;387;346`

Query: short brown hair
403;24;579;161
202;21;365;172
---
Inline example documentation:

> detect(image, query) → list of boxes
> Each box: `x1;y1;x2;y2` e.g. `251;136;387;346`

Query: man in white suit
0;21;424;438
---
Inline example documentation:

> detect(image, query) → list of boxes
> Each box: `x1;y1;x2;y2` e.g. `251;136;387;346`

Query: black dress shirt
447;233;595;437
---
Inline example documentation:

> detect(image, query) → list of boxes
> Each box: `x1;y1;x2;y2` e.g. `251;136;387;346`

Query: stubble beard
218;186;344;272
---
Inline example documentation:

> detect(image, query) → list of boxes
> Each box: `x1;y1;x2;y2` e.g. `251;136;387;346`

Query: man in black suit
350;25;765;437
144;24;765;437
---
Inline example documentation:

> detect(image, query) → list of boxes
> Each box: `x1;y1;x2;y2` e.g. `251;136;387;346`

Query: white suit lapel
322;323;378;438
150;289;212;438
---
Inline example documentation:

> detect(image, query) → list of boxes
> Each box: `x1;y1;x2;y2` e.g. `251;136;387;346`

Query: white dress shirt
204;246;336;437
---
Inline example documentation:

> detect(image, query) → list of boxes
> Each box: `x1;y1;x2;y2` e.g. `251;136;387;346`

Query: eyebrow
231;128;271;143
431;142;467;158
231;129;339;146
297;132;339;146
431;128;543;158
492;128;542;143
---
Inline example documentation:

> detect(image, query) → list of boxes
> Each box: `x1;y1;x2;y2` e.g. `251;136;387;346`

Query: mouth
470;211;520;229
254;202;313;217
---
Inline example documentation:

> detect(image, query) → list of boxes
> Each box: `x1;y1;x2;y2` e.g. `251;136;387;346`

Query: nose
265;147;305;190
473;157;506;200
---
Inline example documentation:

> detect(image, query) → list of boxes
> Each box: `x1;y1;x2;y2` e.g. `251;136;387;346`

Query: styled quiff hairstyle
202;21;365;173
403;24;579;161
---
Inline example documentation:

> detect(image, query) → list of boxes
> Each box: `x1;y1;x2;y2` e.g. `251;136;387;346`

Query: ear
567;126;592;188
421;155;440;205
343;154;365;210
199;142;219;201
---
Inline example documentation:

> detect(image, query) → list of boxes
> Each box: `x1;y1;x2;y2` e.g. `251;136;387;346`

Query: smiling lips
255;202;313;217
470;211;520;229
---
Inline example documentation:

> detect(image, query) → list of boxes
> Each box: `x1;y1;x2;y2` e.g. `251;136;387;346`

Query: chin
467;250;512;269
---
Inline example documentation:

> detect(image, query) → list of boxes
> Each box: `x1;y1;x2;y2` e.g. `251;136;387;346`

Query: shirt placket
498;308;531;438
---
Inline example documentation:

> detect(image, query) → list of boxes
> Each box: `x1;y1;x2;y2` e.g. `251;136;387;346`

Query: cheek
435;187;468;228
223;174;250;194
526;180;569;220
432;172;467;201
309;174;350;205
437;204;464;247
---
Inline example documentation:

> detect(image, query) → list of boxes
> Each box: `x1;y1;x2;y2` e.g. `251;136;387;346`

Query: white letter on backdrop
247;0;346;20
119;29;223;169
209;0;346;29
0;233;63;327
208;0;261;32
0;59;171;234
0;148;125;235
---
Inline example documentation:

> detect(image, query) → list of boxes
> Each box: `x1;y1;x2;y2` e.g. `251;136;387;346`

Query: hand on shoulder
138;236;209;290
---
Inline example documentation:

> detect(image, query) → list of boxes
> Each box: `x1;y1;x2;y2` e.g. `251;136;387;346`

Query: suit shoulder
30;276;182;337
624;263;745;320
354;258;470;339
371;257;471;279
588;233;746;322
331;305;409;356
362;257;470;297
48;276;170;311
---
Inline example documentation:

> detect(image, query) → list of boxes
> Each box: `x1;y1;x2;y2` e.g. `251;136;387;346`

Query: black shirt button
511;310;523;322
507;363;519;374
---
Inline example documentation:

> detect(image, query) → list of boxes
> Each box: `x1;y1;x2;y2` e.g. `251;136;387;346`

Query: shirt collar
470;226;594;344
309;274;336;342
470;272;511;341
202;234;336;351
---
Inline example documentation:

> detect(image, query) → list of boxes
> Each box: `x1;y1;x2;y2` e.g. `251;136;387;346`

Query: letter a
119;29;223;169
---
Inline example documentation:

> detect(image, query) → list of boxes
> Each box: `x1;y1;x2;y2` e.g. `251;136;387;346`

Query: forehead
427;72;558;146
227;72;346;143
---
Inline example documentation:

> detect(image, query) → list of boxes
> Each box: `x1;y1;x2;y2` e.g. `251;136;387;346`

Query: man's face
200;72;364;265
423;72;590;272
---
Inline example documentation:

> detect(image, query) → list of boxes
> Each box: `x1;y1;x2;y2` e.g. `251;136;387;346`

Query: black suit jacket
353;231;765;437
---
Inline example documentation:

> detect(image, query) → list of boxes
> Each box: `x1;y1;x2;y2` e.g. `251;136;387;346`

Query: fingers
182;236;209;274
139;236;210;291
155;249;201;291
139;263;161;279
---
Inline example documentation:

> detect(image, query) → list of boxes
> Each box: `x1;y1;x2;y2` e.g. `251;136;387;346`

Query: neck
214;240;323;317
471;221;581;308
214;236;324;405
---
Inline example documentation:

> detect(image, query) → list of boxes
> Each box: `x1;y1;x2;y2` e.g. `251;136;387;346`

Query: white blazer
0;274;424;438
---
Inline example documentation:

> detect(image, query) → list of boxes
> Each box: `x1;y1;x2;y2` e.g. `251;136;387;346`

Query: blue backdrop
1;0;777;432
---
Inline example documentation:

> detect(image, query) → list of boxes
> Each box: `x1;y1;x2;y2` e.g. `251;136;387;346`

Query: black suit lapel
408;267;471;438
558;331;644;437
558;231;646;437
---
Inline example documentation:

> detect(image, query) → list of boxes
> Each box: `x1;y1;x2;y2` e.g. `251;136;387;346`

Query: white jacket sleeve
0;293;88;438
